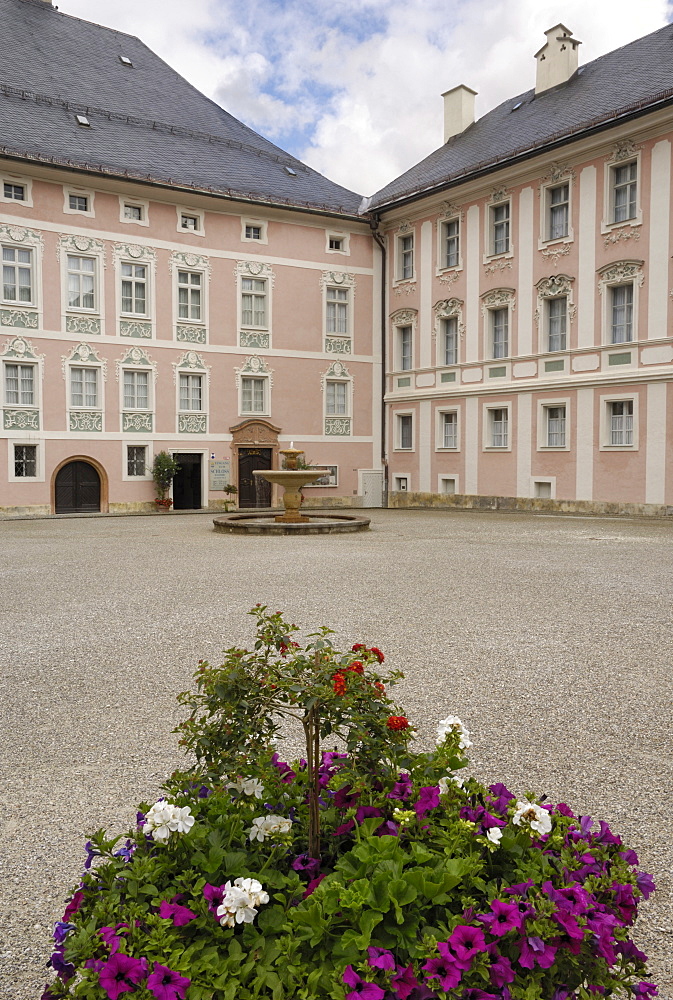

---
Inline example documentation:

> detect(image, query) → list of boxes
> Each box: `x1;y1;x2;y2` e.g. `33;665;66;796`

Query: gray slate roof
0;0;363;216
370;23;673;210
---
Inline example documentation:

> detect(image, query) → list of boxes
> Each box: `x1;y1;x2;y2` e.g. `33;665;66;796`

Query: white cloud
57;0;671;196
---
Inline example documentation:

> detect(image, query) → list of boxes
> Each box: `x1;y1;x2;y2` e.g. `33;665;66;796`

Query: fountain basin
213;510;370;534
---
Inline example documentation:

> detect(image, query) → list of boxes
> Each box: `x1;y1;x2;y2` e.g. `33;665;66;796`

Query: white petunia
512;799;553;836
436;716;473;750
247;814;292;843
486;827;503;845
438;774;466;795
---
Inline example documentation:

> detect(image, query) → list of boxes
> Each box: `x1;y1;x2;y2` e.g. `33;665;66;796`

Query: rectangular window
442;219;459;268
123;370;149;410
4;363;35;405
127;445;147;477
442;411;457;449
241;376;266;413
612;162;637;223
180;214;200;231
2;245;33;304
241;277;267;328
67;255;96;311
71;367;98;408
610;284;633;343
546;405;566;447
179;373;203;411
399;326;412;371
490;408;508;448
490;308;508;359
4;182;25;201
398;234;414;280
398;413;413;449
547;296;567;352
123;203;143;221
326;380;348;415
548;183;569;240
14;444;37;477
245;224;262;240
326;286;349;335
178;270;202;322
329;236;343;251
394;476;408;491
609;400;634;445
121;262;148;315
491;202;510;255
442;316;458;366
69;194;89;212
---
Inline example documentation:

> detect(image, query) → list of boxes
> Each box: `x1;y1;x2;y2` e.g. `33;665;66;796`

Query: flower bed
44;607;657;1000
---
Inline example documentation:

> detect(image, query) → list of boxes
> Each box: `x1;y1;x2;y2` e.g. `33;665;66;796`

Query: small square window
394;476;409;491
534;480;552;499
181;214;200;231
245;224;262;240
440;477;457;495
14;444;37;478
69;194;89;212
241;376;268;414
127;445;147;476
328;237;343;251
3;182;25;201
124;203;143;221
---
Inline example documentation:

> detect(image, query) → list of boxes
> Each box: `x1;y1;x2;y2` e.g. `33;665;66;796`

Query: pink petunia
146;963;191;1000
98;953;147;1000
157;900;197;926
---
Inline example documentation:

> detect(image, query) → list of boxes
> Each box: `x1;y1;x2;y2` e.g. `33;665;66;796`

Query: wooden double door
55;461;101;513
237;448;272;508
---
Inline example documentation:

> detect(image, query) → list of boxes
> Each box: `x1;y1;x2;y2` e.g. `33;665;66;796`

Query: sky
57;0;672;198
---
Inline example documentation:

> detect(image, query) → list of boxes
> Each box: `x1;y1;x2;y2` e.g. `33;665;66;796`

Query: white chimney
442;85;477;143
535;24;581;94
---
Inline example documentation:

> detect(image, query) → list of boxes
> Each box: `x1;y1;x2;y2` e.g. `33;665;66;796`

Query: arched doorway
230;419;281;509
54;460;101;513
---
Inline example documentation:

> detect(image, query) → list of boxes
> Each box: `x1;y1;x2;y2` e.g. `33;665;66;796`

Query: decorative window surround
8;441;44;483
116;346;157;434
321;270;356;354
601;142;643;233
484;189;514;262
597;260;644;346
390;308;417;372
113;243;157;339
436;407;460;451
326;231;350;255
322;360;352;436
57;234;106;336
170;251;210;344
63;342;106;432
538;163;575;248
534;274;575;353
236;260;274;350
393;221;416;287
483;402;512;451
174;350;209;434
1;335;43;432
63;187;95;218
1;174;33;207
436;202;464;274
395;411;414;451
176;206;205;236
537;397;571;451
599;392;638;450
235;355;273;418
0;223;44;330
241;218;268;244
481;288;515;360
123;443;153;482
433;298;464;367
119;197;149;227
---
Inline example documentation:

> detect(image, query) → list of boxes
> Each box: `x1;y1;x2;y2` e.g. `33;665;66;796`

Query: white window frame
395;411;414;451
598;263;642;347
441;315;459;367
176;206;205;236
539;179;573;245
326;231;350;255
121;366;152;413
483;403;512;451
437;216;461;272
2;243;37;309
436;408;459;451
175;267;206;327
122;442;153;482
325;378;351;418
489;307;509;359
395;231;415;282
240;276;269;330
602;153;642;233
438;474;459;495
64;253;99;314
119;197;149;227
239;374;270;417
1;174;33;207
178;371;205;413
120;260;150;319
68;364;102;416
63;187;95;217
396;325;413;372
486;200;513;259
600;393;638;451
241;218;268;244
325;283;350;339
537;397;570;451
3;359;38;408
8;440;44;483
608;283;634;345
545;295;568;353
304;465;339;488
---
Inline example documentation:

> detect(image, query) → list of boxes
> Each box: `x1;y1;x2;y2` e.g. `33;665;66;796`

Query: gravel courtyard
1;508;671;998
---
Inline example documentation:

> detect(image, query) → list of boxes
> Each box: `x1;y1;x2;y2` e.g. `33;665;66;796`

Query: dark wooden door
238;448;272;507
55;461;101;513
173;454;202;510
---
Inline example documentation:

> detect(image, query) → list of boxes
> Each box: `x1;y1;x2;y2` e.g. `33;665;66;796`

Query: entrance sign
209;459;230;491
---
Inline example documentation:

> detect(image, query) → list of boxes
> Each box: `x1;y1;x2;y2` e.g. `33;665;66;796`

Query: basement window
75;114;90;127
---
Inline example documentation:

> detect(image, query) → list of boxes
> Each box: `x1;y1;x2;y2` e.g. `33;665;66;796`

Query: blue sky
60;0;672;196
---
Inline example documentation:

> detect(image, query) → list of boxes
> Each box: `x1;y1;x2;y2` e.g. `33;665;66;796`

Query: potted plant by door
151;451;180;511
222;482;238;512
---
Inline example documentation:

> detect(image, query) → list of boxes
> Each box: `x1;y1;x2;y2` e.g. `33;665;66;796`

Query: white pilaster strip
465;205;480;363
517;188;534;356
578;166;597;349
516;393;532;496
645;382;667;504
419;221;433;367
464;395;479;494
370;241;383;470
647;140;671;340
575;387;594;500
419;399;432;492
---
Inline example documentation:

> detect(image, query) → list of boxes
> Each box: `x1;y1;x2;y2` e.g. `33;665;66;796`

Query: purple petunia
355;805;384;823
52;921;75;946
83;840;100;870
390;964;422;999
62;890;84;922
633;983;658;998
146;962;191;1000
367;947;395;971
203;882;225;915
157;900;197;926
97;924;129;954
49;947;75;982
342;964;386;999
292;854;321;879
302;873;327;898
334;784;361;809
518;935;557;970
414;786;440;818
388;773;413;801
422;955;462;990
552;908;584;940
489;954;515;988
477;898;522;936
448;924;487;965
636;872;656;899
98;953;147;1000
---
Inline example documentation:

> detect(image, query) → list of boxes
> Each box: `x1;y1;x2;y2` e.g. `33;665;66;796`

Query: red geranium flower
347;661;364;675
370;647;385;663
351;643;366;653
373;682;385;696
386;716;410;731
332;672;347;695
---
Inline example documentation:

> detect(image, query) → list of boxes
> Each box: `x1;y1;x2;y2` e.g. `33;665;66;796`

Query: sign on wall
209;459;231;491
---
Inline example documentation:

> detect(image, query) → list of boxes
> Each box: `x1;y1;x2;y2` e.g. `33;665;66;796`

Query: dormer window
124;204;143;221
69;194;89;213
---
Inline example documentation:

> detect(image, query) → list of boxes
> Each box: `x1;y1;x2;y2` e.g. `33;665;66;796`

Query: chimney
535;24;581;94
442;85;477;143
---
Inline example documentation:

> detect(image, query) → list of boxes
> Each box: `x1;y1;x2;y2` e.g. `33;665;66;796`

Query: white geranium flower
486;827;503;845
512;798;553;836
172;805;195;835
227;776;265;799
217;877;269;928
142;801;194;842
247;814;292;843
436;716;473;750
438;774;465;795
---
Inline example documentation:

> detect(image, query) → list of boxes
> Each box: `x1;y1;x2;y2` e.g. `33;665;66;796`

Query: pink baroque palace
1;3;672;517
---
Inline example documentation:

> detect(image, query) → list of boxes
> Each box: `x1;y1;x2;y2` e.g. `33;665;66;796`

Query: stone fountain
212;448;370;535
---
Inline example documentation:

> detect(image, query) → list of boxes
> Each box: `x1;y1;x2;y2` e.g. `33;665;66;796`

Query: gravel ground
1;508;671;998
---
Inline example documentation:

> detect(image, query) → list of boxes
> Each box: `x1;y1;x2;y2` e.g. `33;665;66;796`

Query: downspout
369;217;388;506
